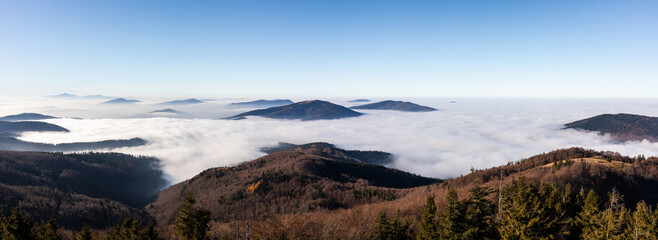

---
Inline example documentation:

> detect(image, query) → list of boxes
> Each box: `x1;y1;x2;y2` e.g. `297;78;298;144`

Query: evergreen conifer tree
586;189;630;240
577;190;601;239
1;207;36;240
463;184;497;239
376;211;410;240
76;225;95;240
629;201;653;240
35;218;61;240
417;194;439;240
439;188;465;240
108;217;141;240
174;193;211;240
498;178;572;239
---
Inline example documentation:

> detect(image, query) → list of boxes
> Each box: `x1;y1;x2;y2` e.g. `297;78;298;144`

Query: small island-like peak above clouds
226;100;363;121
102;98;141;104
350;100;437;112
157;98;204;105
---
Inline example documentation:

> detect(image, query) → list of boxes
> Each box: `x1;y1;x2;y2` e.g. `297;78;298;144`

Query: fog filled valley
5;0;658;237
5;96;658;183
5;96;658;239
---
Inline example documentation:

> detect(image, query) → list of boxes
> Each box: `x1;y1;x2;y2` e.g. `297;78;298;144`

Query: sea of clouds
5;96;658;184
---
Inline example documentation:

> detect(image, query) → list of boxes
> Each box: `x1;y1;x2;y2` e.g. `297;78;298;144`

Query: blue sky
1;0;656;98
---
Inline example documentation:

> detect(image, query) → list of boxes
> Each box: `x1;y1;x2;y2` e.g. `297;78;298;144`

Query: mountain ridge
565;113;658;142
350;100;437;112
229;99;294;108
102;98;141;104
0;113;58;121
226;100;363;121
148;144;437;225
158;98;204;105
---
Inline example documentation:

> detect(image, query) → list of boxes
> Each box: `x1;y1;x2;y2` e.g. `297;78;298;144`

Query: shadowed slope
261;142;395;166
229;99;294;108
0;151;168;228
565;113;658;141
350;100;437;112
227;100;363;120
148;148;437;225
0;113;58;121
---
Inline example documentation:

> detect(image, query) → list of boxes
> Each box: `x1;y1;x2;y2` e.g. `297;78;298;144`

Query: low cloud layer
10;97;658;184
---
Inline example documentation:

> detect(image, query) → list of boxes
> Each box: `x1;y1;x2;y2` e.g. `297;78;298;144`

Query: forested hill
148;148;438;225
5;147;658;239
565;113;658;142
0;151;168;228
350;100;437;112
200;147;658;239
442;147;658;207
226;100;363;120
261;142;395;165
0;120;148;151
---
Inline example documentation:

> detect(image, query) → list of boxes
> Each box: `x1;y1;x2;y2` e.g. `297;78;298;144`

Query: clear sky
1;0;656;98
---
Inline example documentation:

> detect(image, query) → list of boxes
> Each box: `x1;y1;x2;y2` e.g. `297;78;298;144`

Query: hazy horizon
2;96;658;184
1;0;658;182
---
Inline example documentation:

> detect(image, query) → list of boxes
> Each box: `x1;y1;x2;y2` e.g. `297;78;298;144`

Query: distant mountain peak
158;98;204;105
227;100;363;121
228;99;294;108
565;113;658;142
348;99;371;103
261;142;395;166
81;94;115;99
102;98;141;104
0;120;69;137
350;100;437;112
0;113;57;122
131;108;194;119
48;93;78;98
150;108;180;113
147;143;436;224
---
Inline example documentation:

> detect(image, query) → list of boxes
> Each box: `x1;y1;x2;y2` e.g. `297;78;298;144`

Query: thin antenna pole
498;169;503;220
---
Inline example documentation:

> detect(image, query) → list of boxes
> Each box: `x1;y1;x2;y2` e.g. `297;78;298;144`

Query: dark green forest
382;178;658;240
5;178;658;240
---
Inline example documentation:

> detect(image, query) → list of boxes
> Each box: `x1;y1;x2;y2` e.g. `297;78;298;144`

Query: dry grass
543;156;626;168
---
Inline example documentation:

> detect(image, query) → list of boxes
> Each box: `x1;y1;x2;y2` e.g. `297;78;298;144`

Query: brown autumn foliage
147;150;437;226
6;145;658;239
0;151;167;229
565;113;658;142
149;147;658;239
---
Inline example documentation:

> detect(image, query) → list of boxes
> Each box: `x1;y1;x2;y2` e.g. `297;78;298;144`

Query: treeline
0;194;211;240
148;151;435;225
377;177;658;240
0;151;168;228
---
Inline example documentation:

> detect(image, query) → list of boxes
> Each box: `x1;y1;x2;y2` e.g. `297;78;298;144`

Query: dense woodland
349;100;437;112
148;150;436;225
5;177;658;239
4;147;658;239
565;113;658;142
227;100;363;120
261;142;395;166
0;120;147;152
0;151;167;228
0;136;147;152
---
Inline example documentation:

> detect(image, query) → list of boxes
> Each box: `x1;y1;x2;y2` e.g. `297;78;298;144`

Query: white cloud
9;97;658;184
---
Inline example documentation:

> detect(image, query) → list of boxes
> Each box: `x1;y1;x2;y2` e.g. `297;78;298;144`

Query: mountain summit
226;100;363;121
565;113;658;142
148;143;436;224
0;113;57;121
158;98;204;105
228;99;294;108
350;100;437;112
102;98;141;104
